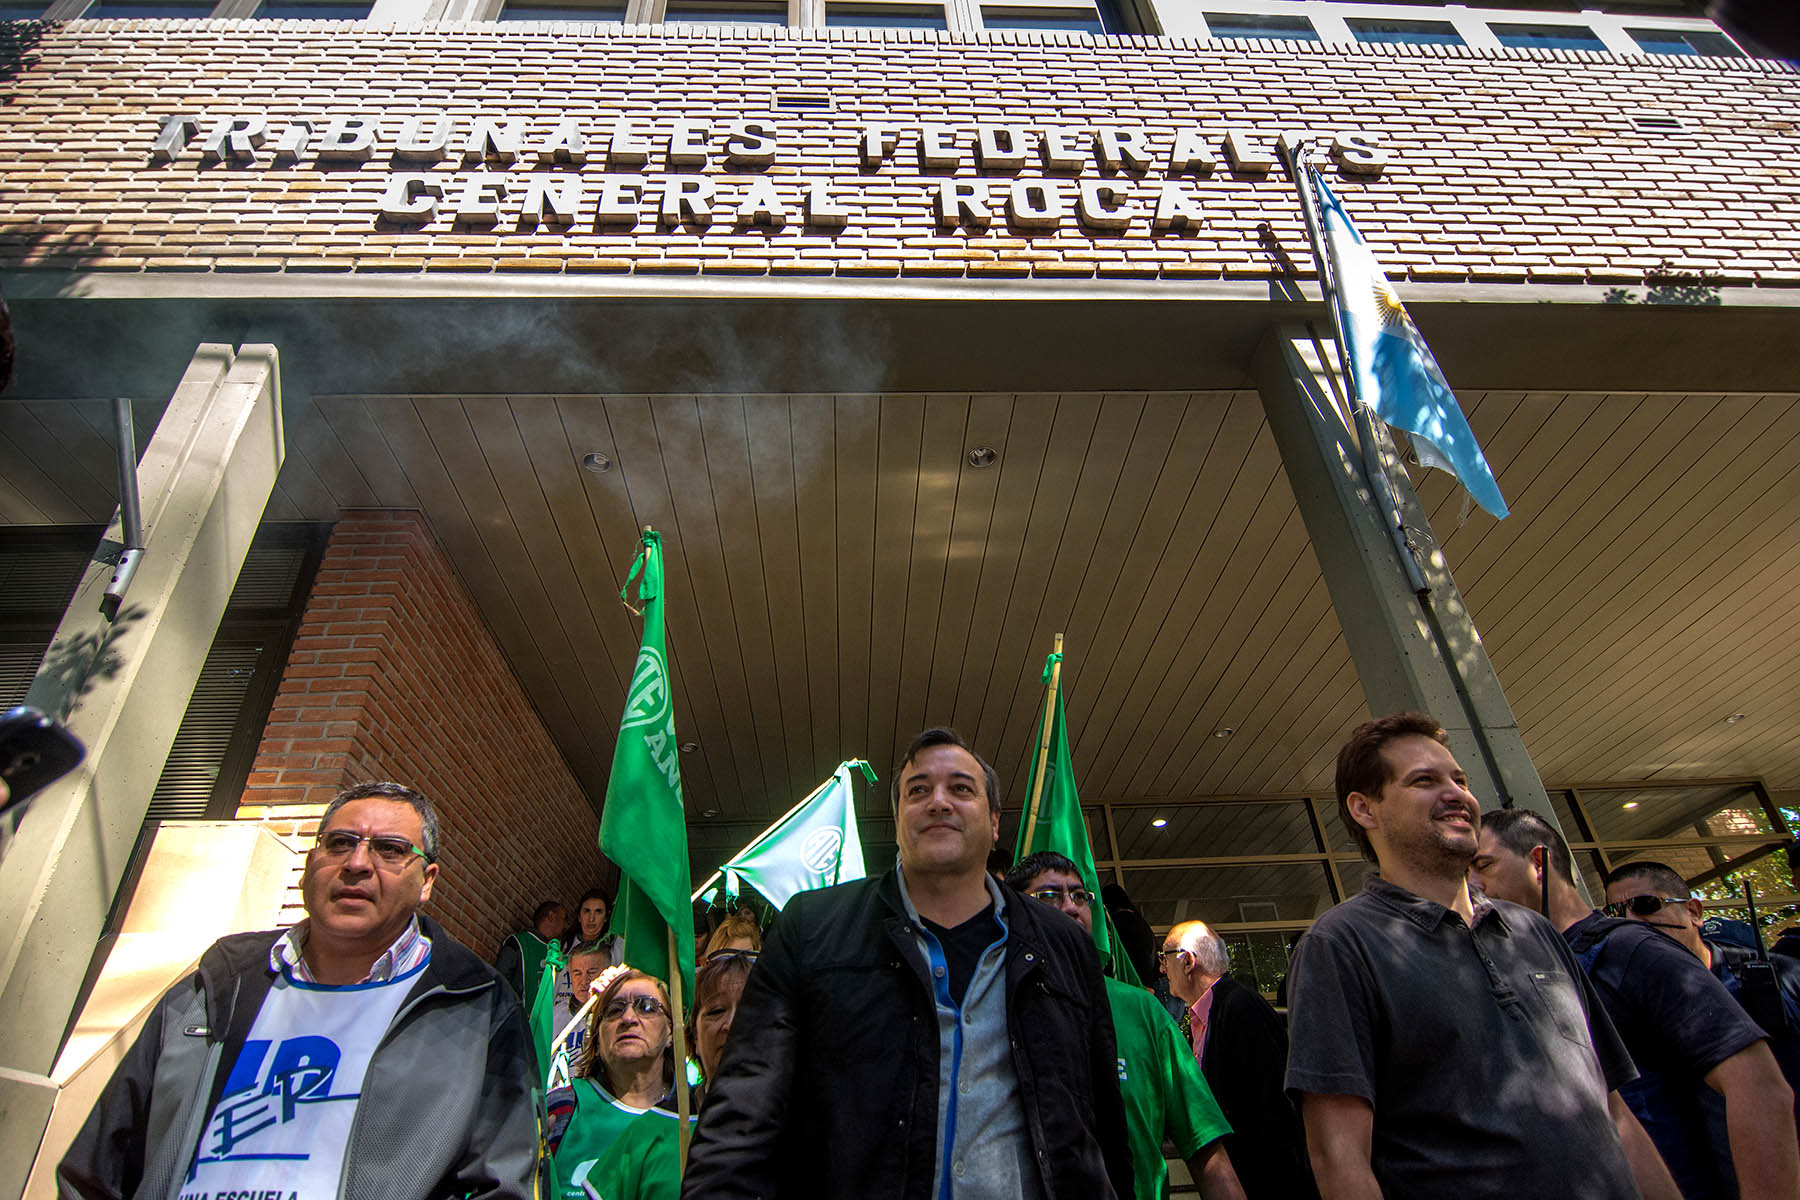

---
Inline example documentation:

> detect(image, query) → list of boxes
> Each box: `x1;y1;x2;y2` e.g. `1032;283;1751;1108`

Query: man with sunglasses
1471;807;1797;1200
1007;851;1245;1200
60;780;544;1200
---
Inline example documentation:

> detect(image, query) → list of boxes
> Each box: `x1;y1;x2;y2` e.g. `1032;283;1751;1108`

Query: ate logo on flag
622;647;680;790
621;648;672;730
800;828;844;873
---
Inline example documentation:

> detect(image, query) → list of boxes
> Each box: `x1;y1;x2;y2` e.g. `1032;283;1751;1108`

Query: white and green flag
695;759;875;911
599;528;696;999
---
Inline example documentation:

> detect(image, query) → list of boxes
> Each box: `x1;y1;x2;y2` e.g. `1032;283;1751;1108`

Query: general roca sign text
149;113;1389;234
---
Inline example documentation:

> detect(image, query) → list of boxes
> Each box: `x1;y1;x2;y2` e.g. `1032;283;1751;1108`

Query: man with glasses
684;726;1132;1199
1007;851;1245;1200
1161;920;1315;1200
60;780;544;1200
1470;806;1796;1200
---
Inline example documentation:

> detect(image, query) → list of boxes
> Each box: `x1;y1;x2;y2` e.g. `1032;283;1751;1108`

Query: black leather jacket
58;914;544;1200
682;868;1132;1200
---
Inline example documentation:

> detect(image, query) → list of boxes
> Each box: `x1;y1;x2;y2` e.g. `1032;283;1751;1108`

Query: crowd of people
54;716;1800;1200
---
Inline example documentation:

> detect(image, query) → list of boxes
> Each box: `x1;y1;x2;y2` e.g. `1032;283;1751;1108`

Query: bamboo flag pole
1020;632;1064;852
668;927;692;1169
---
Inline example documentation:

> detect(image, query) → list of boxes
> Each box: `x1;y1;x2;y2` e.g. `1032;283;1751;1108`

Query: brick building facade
1;26;1795;286
1;9;1797;964
235;511;607;953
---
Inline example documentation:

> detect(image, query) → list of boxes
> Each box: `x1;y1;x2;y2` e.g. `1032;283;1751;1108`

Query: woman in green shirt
546;968;680;1200
588;950;757;1200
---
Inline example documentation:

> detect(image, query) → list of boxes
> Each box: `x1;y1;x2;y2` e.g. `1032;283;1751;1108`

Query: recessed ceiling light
1725;713;1747;725
701;808;718;818
1151;818;1168;829
679;741;699;753
1622;801;1640;810
1213;728;1234;739
967;446;998;469
581;451;612;474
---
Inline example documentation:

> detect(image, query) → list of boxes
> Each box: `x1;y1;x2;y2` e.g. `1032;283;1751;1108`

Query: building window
251;0;372;14
0;2;47;15
1491;22;1608;50
1627;26;1740;55
824;3;945;28
1348;18;1463;46
499;0;624;17
661;0;786;24
982;5;1101;32
1203;12;1317;40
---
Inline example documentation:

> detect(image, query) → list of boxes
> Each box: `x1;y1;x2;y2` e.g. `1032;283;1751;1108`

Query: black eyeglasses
314;829;430;870
1157;946;1185;960
602;994;668;1021
1602;894;1690;919
1028;887;1095;908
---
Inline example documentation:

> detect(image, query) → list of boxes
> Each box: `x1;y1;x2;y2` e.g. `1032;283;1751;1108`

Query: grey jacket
57;914;544;1200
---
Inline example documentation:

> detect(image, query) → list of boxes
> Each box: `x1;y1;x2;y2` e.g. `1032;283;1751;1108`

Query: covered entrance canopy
5;288;1798;928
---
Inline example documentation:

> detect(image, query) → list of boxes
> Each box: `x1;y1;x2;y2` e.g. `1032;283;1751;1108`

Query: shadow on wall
1;24;113;284
1602;266;1725;307
0;19;48;93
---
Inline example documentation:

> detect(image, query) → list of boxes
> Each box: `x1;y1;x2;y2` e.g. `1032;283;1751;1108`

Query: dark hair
584;968;675;1094
1480;807;1576;885
533;899;566;925
1005;850;1081;893
892;727;1001;814
577;887;614;933
1605;860;1690;898
321;781;440;862
1334;712;1449;863
688;951;756;1073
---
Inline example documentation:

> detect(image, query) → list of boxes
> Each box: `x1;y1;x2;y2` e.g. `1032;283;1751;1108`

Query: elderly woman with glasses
583;950;760;1200
546;967;681;1200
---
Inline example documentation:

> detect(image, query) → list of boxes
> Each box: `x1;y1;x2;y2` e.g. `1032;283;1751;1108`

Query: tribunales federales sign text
148;113;1388;235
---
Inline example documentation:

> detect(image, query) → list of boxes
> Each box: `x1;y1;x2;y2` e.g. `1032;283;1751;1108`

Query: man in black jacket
682;727;1132;1200
1163;920;1317;1200
58;780;543;1200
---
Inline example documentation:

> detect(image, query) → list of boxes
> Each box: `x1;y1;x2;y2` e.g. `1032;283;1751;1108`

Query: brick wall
235;510;609;955
0;25;1794;286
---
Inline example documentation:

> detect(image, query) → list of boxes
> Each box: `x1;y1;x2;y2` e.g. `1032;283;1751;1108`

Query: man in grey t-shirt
1284;712;1680;1200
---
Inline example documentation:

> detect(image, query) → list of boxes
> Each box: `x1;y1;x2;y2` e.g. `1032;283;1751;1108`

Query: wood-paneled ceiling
3;389;1798;887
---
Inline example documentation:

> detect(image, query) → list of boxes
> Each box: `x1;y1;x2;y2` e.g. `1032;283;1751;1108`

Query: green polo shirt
586;1110;692;1200
550;1079;681;1200
1107;976;1232;1200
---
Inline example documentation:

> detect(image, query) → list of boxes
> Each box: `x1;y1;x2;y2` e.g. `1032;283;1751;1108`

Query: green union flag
1017;651;1143;987
598;529;696;999
696;759;876;912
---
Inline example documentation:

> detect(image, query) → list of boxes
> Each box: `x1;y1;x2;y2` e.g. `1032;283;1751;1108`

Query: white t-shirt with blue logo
183;957;425;1200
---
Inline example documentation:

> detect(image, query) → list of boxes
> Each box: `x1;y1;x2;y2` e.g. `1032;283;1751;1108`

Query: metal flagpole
1279;141;1431;597
1020;633;1064;852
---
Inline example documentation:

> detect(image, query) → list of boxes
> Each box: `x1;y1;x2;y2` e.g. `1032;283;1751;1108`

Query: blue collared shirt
897;867;1045;1200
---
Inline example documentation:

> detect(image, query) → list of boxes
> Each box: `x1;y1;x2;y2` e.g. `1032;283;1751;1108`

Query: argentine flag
1313;169;1509;519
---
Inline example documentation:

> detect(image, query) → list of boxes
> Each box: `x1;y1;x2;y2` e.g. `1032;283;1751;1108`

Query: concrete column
0;345;284;1200
1252;324;1571;844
